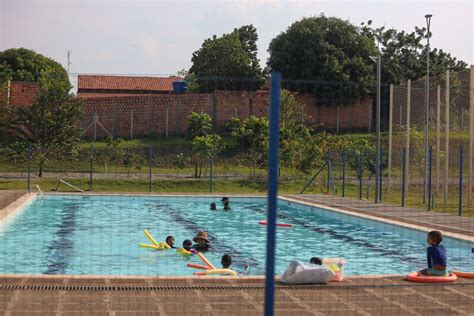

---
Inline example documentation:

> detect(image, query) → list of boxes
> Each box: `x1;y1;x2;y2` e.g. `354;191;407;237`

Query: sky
1;0;473;79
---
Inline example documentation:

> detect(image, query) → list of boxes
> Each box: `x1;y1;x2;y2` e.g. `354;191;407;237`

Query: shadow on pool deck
1;276;474;315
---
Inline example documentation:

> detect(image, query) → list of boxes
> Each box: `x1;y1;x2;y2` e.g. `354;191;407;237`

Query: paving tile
110;301;160;312
9;302;59;312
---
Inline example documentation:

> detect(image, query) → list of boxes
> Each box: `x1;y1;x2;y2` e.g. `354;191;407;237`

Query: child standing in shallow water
419;230;447;276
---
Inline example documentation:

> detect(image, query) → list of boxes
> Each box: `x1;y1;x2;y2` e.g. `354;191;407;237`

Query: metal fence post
209;145;213;193
359;149;363;200
405;80;411;196
469;65;474;207
388;84;393;191
149;146;152;193
379;148;383;202
436;85;441;195
428;146;433;211
444;71;450;204
326;156;330;193
402;147;406;207
27;143;31;193
89;143;94;191
130;109;134;139
264;72;281;316
459;145;463;216
342;151;346;198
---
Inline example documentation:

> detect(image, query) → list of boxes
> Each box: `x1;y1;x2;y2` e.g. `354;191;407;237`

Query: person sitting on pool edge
419;230;447;276
210;202;217;211
166;236;176;248
221;197;231;210
182;239;193;251
192;231;210;252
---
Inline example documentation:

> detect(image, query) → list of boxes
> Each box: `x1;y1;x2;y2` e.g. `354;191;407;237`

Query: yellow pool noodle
177;248;192;255
160;242;171;249
139;243;162;250
205;269;237;276
143;229;159;246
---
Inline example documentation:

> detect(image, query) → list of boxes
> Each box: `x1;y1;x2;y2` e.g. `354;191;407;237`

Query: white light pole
423;14;432;205
370;55;381;203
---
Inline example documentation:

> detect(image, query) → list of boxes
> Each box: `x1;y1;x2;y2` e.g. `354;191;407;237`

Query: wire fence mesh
1;72;474;315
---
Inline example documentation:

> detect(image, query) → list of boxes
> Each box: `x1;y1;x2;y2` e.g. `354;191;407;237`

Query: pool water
0;195;473;276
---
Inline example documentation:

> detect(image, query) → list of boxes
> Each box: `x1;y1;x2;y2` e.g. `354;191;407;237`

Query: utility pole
67;50;71;74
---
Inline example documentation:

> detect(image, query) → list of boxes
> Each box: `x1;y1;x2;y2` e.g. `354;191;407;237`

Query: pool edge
279;195;474;243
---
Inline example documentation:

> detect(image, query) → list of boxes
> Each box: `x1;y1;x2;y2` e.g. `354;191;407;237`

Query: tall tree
0;48;70;86
190;25;263;91
9;69;83;177
268;15;378;98
360;20;467;85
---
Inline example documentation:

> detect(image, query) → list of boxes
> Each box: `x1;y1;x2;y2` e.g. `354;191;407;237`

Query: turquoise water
0;195;473;276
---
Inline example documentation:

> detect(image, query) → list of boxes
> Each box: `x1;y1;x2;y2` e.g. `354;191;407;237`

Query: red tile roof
77;75;181;92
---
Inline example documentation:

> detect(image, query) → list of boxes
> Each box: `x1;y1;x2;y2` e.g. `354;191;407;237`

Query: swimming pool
0;194;473;276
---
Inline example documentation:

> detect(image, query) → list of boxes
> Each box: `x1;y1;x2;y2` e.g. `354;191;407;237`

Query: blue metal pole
342;151;346;198
459;145;463;216
402;147;406;207
27;143;31;193
209;145;213;193
264;72;281;316
89;143;94;191
428;146;433;211
359;149;363;200
149;146;152;193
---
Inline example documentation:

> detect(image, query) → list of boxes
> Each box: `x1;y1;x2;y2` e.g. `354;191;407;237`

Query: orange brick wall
80;91;372;138
0;81;39;107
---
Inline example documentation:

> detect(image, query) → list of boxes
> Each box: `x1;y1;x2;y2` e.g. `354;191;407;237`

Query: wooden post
436;85;441;195
388;84;393;190
444;70;450;204
405;80;411;194
469;65;474;206
336;105;340;134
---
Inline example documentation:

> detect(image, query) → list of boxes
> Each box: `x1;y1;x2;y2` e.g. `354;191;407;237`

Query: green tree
190;25;263;91
360;20;467;85
9;69;82;177
0;48;70;86
228;116;269;176
186;112;212;140
191;134;222;178
268;15;377;98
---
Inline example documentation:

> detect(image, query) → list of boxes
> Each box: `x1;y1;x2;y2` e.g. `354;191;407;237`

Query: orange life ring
405;272;457;283
453;271;474;278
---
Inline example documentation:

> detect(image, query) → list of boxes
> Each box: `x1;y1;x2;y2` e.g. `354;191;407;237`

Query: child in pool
419;230;447;276
221;254;250;274
210;203;217;211
221;197;231;210
166;236;176;248
182;239;193;251
221;254;232;269
192;231;210;252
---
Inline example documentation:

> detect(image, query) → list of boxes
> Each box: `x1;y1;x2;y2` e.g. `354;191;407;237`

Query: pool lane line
44;204;80;274
248;206;424;266
154;204;261;272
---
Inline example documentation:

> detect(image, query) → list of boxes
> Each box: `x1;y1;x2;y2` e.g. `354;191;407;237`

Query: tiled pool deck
1;191;474;315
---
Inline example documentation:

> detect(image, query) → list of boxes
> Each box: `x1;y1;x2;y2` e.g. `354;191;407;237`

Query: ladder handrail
57;179;84;193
